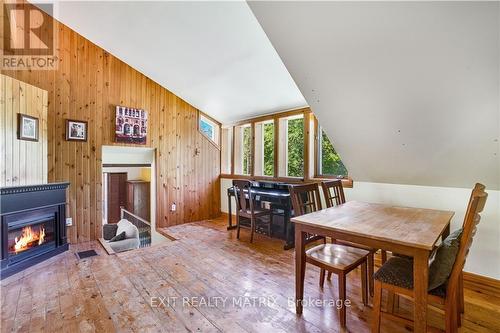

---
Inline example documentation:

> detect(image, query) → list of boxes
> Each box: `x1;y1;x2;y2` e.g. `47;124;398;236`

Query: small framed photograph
66;119;88;141
17;113;39;142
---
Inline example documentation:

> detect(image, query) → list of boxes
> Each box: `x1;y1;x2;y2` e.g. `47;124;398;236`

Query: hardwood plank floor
1;216;499;332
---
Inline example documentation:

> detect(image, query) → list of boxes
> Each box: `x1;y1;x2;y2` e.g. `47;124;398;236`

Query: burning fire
13;226;46;253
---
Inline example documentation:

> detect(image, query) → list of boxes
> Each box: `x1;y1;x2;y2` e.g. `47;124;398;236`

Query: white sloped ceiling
44;1;306;123
249;1;499;189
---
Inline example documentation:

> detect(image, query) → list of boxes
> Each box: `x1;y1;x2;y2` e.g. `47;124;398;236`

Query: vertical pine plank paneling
0;75;5;185
4;77;13;186
17;81;25;185
42;90;48;183
75;35;84;241
25;84;33;184
0;75;48;187
10;78;19;185
68;28;78;243
1;2;220;242
88;42;97;242
94;46;104;242
35;86;44;183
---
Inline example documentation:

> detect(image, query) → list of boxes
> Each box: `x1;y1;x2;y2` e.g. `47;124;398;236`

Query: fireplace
7;215;56;264
1;182;69;279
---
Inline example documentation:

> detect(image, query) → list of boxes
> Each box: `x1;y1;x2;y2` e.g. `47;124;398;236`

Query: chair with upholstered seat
371;183;488;333
321;179;387;296
233;180;274;243
289;182;369;328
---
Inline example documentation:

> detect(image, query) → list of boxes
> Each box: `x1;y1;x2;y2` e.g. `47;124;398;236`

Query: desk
291;201;454;333
227;182;294;249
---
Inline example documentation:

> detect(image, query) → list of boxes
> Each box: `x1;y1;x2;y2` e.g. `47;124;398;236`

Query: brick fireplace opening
1;183;70;279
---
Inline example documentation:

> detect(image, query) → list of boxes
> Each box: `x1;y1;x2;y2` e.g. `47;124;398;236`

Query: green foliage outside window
321;130;347;176
287;118;304;177
237;118;346;178
242;126;252;175
263;123;274;176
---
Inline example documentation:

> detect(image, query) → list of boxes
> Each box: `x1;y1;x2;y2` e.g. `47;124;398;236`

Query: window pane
200;119;214;140
242;126;252;175
263;122;274;176
287;117;304;177
254;121;274;177
199;114;219;145
234;124;252;175
321;129;347;176
221;127;232;174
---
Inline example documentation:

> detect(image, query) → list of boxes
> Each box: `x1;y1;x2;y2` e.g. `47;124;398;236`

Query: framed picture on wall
66;119;88;141
115;105;148;145
17;113;39;142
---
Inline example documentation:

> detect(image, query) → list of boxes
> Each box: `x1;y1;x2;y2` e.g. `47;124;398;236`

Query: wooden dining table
291;201;455;333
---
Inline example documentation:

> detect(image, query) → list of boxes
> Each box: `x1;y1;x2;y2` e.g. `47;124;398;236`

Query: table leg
413;250;429;333
295;225;306;315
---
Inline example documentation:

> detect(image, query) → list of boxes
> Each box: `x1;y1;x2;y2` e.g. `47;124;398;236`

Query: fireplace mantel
1;182;70;279
1;182;70;195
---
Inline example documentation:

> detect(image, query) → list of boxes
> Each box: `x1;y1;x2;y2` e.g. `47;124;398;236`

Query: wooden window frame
198;110;221;149
230;123;253;176
220;107;353;188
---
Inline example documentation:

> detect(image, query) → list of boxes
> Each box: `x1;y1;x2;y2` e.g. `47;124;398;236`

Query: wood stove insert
1;182;70;279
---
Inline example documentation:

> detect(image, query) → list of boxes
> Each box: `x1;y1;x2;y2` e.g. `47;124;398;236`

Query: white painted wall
102;146;155;165
221;178;237;216
344;183;500;279
249;1;500;190
102;166;149;182
220;178;500;279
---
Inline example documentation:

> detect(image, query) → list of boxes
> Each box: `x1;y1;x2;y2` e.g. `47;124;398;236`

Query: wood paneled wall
1;3;221;243
0;75;49;186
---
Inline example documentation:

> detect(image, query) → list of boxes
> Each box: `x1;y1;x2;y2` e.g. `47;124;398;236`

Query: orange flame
14;226;46;253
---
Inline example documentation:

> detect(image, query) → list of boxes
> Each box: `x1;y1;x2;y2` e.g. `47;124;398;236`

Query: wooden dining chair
321;179;346;207
371;183;488;333
232;180;273;243
289;183;370;328
321;179;387;296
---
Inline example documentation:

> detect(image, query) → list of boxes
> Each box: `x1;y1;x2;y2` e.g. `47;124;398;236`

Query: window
263;122;275;176
198;113;220;147
279;114;304;178
318;127;347;177
221;108;349;184
287;116;304;177
234;124;252;175
242;126;252;175
254;120;275;176
221;127;232;174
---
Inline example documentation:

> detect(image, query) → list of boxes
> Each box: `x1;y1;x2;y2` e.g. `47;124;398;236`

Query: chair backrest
446;183;488;297
288;183;323;217
232;179;254;213
321;180;346;208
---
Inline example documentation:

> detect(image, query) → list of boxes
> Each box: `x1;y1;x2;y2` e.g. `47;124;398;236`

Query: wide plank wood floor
1;216;499;332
